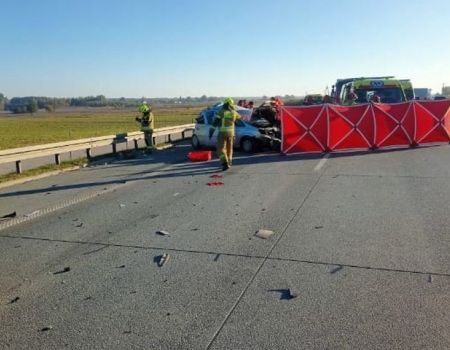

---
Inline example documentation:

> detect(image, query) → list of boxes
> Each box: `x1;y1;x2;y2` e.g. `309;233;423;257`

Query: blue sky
1;0;449;98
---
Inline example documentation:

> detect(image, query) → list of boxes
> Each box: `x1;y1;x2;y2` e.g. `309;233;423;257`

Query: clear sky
1;0;449;98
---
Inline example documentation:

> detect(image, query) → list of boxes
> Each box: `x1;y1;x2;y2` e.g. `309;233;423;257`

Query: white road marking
314;154;330;172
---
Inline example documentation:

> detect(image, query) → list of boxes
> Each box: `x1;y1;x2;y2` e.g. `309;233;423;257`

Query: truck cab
333;77;415;105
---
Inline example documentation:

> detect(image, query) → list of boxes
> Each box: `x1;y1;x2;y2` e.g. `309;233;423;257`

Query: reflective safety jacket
214;109;241;136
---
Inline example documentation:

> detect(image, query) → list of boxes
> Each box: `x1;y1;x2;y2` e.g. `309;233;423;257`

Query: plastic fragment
255;229;274;239
156;230;170;236
0;212;16;220
207;181;224;186
269;288;298;300
330;265;343;274
9;297;20;304
53;267;71;275
155;253;170;267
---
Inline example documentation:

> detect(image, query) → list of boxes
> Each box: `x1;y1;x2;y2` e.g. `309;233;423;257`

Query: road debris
269;288;298;300
207;181;224;186
191;228;199;231
173;193;180;197
116;265;126;268
9;297;20;304
330;265;343;274
75;223;83;228
53;267;71;275
314;225;324;229
428;274;433;283
0;212;17;220
156;230;170;236
40;326;53;332
119;203;126;208
255;229;274;239
155;253;170;267
24;210;40;217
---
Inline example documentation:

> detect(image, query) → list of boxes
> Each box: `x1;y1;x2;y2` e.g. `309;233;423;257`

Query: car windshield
205;110;215;124
355;88;404;103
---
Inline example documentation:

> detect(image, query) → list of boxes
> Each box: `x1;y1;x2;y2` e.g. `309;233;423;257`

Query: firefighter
323;95;332;104
346;91;358;106
136;101;154;149
214;97;241;171
371;94;381;103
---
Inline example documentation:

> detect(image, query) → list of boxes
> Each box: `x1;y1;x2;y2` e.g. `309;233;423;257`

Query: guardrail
0;124;195;174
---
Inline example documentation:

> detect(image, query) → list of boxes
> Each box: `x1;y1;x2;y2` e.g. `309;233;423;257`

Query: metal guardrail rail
0;124;195;173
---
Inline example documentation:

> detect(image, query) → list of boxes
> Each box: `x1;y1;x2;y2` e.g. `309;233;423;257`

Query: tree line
0;93;302;114
0;94;229;114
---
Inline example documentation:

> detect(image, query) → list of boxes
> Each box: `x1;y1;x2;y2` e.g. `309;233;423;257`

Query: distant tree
27;99;38;114
0;93;5;110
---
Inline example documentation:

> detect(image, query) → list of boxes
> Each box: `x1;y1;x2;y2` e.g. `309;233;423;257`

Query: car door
205;110;218;147
234;119;246;147
194;112;209;146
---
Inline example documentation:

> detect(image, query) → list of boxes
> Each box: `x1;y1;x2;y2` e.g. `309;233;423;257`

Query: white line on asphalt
314;154;330;172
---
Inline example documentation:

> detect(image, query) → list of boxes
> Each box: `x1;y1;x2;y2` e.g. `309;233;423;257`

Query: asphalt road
1;142;450;349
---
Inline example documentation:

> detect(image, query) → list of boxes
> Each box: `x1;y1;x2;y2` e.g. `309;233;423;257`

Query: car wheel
241;137;255;153
191;135;201;149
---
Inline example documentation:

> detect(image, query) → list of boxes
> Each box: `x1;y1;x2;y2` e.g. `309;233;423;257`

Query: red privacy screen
281;100;450;154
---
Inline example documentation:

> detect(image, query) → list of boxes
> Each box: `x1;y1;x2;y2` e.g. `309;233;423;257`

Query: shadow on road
0;143;443;199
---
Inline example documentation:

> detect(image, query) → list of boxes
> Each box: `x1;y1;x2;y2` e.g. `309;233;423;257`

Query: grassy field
0;106;203;150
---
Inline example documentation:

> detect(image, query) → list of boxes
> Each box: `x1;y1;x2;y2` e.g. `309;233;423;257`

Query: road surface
1;142;450;349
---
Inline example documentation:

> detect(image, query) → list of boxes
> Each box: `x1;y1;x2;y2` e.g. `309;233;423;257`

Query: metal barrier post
15;160;22;174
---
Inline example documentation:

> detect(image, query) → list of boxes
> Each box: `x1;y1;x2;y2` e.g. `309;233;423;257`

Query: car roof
204;103;252;113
